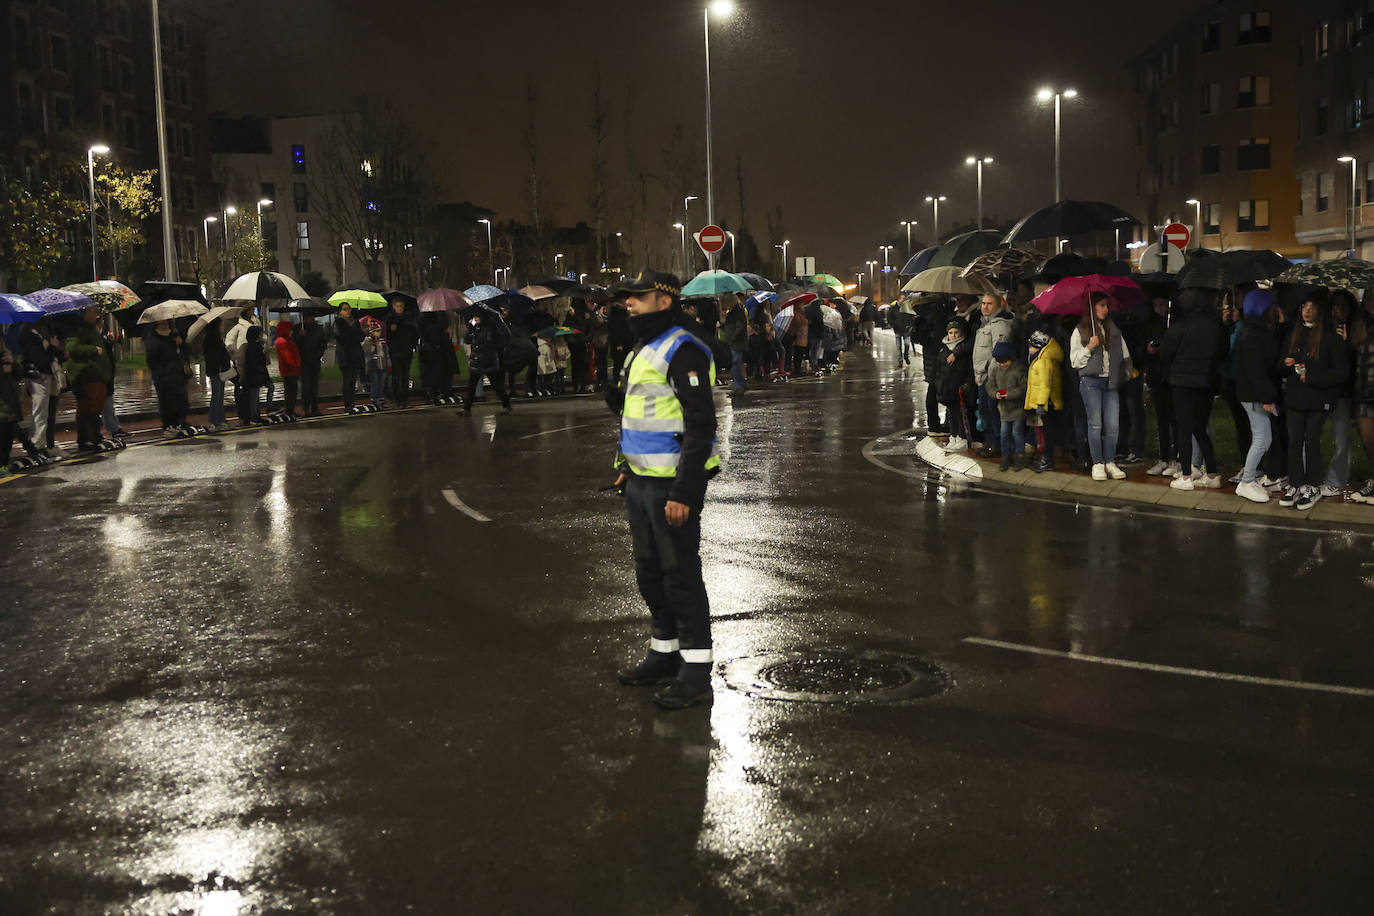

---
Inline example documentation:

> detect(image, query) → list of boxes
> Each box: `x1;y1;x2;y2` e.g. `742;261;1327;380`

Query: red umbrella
418;288;473;313
781;291;818;310
1030;275;1146;317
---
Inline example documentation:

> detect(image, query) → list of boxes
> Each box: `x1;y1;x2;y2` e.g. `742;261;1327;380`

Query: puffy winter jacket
1352;312;1374;404
985;360;1028;422
1160;310;1228;391
1280;323;1350;411
144;330;189;387
273;322;301;377
972;311;1016;385
1232;318;1280;404
1024;337;1065;412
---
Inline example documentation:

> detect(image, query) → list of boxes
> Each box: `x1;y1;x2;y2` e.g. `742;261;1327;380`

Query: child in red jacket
273;320;302;417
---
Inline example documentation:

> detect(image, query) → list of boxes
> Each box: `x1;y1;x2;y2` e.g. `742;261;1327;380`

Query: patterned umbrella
25;288;97;315
961;247;1047;279
136;299;208;324
1031;275;1146;317
0;293;43;324
1274;258;1374;291
222;270;309;302
902;267;996;296
417;288;473;312
928;230;1005;269
464;284;505;303
62;280;139;311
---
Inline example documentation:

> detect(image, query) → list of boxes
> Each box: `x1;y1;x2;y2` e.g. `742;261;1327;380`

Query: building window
1203;204;1222;235
1158;105;1169;132
296;221;310;250
1318;171;1332;211
169;178;178;209
1201;82;1220;114
119;58;134;95
1317;21;1331;58
260;182;276;202
1201;144;1222;175
97;45;113;89
184;178;195;210
1238;200;1270;231
1237;76;1269;108
292;181;308;213
185;227;197;256
177;73;190;107
120;112;138;148
1349;94;1365;130
1365;162;1374;204
1316;99;1329;135
179;124;192;158
100;102;115;131
1202;20;1221;52
49;34;69;73
53;94;73;130
117;2;131;38
291;144;306;173
1239;11;1272;44
1237;138;1271;170
16;81;37;131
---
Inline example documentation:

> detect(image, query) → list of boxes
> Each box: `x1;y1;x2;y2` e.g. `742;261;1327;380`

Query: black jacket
385;311;418;356
1354;312;1374;404
1280;323;1350;411
293;322;326;367
860;303;878;323
720;305;749;352
144;331;188;387
913;300;951;372
936;333;974;406
1232;318;1280;404
334;317;365;369
19;325;57;377
243;327;270;388
1160;310;1228;391
203;325;232;375
466;322;504;373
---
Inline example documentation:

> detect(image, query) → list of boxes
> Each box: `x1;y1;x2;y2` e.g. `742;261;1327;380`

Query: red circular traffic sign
697;224;727;254
1163;222;1191;250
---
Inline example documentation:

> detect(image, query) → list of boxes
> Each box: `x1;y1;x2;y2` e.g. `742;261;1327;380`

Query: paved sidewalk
872;429;1374;531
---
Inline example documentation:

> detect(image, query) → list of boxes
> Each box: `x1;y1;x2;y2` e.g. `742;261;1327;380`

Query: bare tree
524;83;548;276
589;69;609;280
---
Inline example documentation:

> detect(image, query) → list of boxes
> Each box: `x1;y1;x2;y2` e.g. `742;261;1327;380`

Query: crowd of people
891;275;1374;511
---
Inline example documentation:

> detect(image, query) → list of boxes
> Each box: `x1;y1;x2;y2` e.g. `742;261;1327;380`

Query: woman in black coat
243;325;270;423
1231;290;1281;500
1278;293;1350;508
461;312;512;415
1159;287;1229;485
203;319;232;429
145;320;191;433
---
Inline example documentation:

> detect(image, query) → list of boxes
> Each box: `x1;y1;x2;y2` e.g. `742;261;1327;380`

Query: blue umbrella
681;270;752;296
744;291;776;319
484;289;536;319
26;288;96;315
464;284;505;303
738;272;775;292
899;247;938;277
0;293;44;324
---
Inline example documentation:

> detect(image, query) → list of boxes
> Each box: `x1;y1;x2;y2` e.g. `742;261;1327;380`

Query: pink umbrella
1030;275;1146;317
418;288;473;313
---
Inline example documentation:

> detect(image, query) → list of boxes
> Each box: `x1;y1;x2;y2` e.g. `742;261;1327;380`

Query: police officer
608;270;721;709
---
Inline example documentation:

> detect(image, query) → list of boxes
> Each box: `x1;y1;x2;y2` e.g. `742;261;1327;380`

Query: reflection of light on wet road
265;465;291;552
198;889;245;915
102;515;147;558
700;690;777;869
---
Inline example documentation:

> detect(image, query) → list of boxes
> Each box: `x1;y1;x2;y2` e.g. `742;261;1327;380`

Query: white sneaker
1264;476;1289;493
1190;466;1206;480
1105;462;1126;480
1198;474;1223;489
1164;461;1183;478
1350;479;1374;505
1146;460;1168;476
1319;484;1343;499
1169;475;1195;491
942;436;968;452
162;426;179;439
1236;481;1271;503
1091;463;1107;481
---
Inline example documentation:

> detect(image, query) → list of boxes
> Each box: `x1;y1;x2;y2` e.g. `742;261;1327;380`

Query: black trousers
341;366;358;410
925;375;945;433
391;348;413;405
154;379;189;428
300;362;321;414
466;368;510;407
282;376;299;415
1173;385;1218;474
1147;382;1175;461
624;473;712;656
1286;407;1330;487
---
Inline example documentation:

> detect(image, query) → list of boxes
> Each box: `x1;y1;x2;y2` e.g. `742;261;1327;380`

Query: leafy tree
0;150;85;289
93;162;160;277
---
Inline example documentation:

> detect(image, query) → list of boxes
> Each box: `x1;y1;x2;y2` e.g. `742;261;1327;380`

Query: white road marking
441;488;492;523
518;421;603;440
962;636;1374;699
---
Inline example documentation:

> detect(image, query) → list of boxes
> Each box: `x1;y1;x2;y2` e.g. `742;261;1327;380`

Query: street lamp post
682;196;698;273
1185;198;1203;251
925;195;947;241
86;144;110;280
673;223;687;277
1036;87;1078;202
775;239;790;279
867;260;878;296
151;0;176;279
341;241;352;285
900;219;916;260
702;1;734;270
555;252;565;276
222;206;236;249
879;246;894;301
1339;155;1359;254
202;215;217;253
965;156;993;229
726;230;736;272
478;218;495;284
256;197;272;234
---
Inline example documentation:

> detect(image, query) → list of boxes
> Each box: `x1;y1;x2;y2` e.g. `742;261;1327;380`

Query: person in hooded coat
1277;292;1350;509
242;325;270;424
418;312;449;404
1232;289;1281;502
461;311;512;414
937;315;976;449
294;314;326;416
334;304;365;411
384;298;418;407
273;319;301;417
203;316;232;429
146;319;192;434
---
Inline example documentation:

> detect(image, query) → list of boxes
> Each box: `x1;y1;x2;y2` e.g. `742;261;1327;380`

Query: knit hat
1242;289;1275;319
1027;329;1050;350
992;341;1016;361
945;315;969;336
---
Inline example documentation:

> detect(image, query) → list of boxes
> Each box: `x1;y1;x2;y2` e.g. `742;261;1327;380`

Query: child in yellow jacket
1025;329;1065;472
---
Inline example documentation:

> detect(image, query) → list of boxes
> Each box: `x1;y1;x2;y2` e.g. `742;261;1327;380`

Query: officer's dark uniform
608;270;721;709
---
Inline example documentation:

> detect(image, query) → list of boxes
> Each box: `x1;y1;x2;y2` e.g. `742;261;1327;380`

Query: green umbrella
928;230;1004;269
1273;258;1374;292
812;273;845;291
328;287;389;310
680;270;752;296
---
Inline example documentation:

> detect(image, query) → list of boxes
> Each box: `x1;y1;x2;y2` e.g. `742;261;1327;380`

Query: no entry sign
1163;222;1191;250
696;225;727;255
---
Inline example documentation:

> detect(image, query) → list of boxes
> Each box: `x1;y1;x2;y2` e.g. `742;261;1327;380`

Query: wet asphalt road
3;334;1374;914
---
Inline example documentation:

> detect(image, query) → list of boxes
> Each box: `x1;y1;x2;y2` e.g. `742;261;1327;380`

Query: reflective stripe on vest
620;326;721;478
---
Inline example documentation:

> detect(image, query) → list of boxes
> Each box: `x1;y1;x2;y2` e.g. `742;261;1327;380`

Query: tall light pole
256;197;272;234
673;223;687;277
682;196;698;273
222;206;236;249
702;1;734;270
900;219;916;260
1185;198;1202;250
1339;155;1359;253
151;0;176;279
775;239;790;279
478;218;495;284
555;252;565;276
965;155;993;229
925;195;947;241
1037;87;1078;202
726;230;737;272
203;215;217;253
879;246;894;301
341;241;352;285
867;260;878;296
615;230;628;271
86;144;109;280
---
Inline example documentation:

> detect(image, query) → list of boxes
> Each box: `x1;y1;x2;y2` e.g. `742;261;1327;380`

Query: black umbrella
1177;249;1290;288
1131;272;1180;297
532;277;577;294
270;297;336;315
382;289;419;310
1005;200;1140;243
927;230;1005;269
1034;253;1092;281
1176;258;1229;290
899;246;939;276
116;280;208;331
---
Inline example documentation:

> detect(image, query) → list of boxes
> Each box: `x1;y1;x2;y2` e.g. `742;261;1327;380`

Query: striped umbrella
0;293;44;324
221;270;309;302
417;288;473;312
26;288;98;315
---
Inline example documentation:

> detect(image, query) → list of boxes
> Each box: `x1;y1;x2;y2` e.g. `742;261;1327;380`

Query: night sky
203;0;1200;275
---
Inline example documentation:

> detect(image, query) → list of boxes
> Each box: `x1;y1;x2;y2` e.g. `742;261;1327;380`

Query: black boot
617;650;681;686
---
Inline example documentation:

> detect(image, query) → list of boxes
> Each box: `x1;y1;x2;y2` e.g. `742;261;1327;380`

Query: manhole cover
722;649;948;703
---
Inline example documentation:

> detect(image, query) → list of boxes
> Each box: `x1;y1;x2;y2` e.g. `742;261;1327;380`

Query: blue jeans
101;385;123;434
369;368;388;405
1079;376;1119;465
208;375;226;427
895;333;911;362
977;385;999;448
1324;397;1352;487
1000;417;1026;458
808;337;823;371
1241;401;1274;483
731;349;747;391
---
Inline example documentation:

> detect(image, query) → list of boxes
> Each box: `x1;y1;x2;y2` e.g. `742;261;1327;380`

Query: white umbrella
820;304;844;331
186;305;244;342
137;299;208;324
902;266;996;296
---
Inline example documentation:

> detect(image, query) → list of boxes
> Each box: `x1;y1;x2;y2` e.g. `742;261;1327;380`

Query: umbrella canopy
812;273;845;291
185;305;244;343
1005;200;1140;243
271;297;335;315
483;289;536;316
464;284;505;303
738;272;775;292
117;280;207;330
961;247;1047;279
903;266;996;296
743;291;776;319
518;285;559;301
418;288;473;313
1273;258;1374;291
928;230;1005;269
537;325;581;338
328;285;388;310
25;288;97;315
1176;249;1291;288
532;277;577;294
382;289;417;307
222;270;309;302
781;292;818;310
681;270;752;296
899;246;940;276
847;295;872;306
137;299;208;324
1031;275;1146;317
0;293;43;324
773;304;801;336
820;304;844;331
63;280;139;311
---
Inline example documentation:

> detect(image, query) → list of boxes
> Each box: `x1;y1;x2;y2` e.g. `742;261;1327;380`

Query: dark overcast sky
202;0;1201;275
